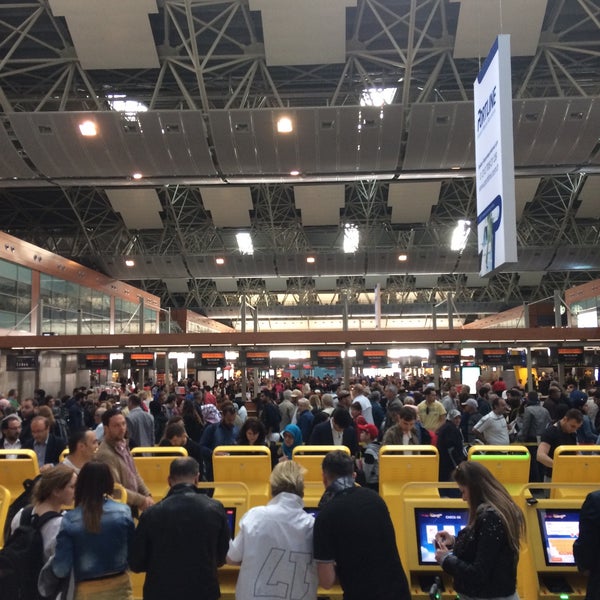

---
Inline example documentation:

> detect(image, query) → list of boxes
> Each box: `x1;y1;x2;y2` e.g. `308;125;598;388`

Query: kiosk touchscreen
537;509;579;566
225;507;237;538
415;508;469;565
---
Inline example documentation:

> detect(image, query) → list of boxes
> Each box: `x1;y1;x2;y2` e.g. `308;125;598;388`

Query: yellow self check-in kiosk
399;486;466;599
519;487;588;600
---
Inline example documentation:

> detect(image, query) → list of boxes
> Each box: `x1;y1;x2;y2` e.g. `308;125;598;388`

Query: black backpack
0;505;61;600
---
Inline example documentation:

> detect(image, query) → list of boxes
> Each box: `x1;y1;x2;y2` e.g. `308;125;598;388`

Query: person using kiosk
434;461;525;600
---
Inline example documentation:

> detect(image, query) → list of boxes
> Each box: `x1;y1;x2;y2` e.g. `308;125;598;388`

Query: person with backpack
2;464;76;600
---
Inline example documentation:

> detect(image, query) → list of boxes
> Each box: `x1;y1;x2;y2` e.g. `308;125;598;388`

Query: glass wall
0;259;32;331
39;274;111;335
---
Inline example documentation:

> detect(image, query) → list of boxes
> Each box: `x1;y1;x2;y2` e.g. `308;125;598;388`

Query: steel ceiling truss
0;1;599;112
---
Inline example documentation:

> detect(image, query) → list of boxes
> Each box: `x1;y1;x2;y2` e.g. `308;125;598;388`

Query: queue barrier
0;485;10;549
292;445;350;506
550;445;600;499
131;446;188;502
0;449;40;501
467;445;531;496
212;445;271;509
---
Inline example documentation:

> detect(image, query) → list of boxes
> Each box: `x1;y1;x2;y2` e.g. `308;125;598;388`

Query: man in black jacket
309;407;357;455
22;415;66;470
129;457;230;600
574;489;600;600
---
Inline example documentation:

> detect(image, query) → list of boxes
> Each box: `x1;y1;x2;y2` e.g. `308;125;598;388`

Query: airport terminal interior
0;1;600;599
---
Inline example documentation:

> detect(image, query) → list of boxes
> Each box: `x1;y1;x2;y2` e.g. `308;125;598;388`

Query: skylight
360;87;397;107
236;232;254;255
450;220;471;252
343;224;359;253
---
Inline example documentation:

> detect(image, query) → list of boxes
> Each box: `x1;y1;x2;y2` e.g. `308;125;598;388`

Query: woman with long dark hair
434;461;525;600
237;417;267;446
51;462;135;600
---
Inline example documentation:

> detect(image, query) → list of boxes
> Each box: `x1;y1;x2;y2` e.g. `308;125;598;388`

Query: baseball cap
461;398;478;410
357;423;379;439
447;409;462;420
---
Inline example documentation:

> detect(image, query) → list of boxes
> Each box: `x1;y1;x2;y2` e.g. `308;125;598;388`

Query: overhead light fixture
398;253;408;262
125;259;135;267
236;232;254;255
132;172;143;180
78;120;97;136
343;224;359;254
450;219;471;252
306;256;316;264
277;116;293;133
289;170;300;176
215;257;225;265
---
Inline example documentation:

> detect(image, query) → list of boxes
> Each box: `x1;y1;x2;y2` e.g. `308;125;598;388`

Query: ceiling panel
200;187;253;228
97;255;188;280
452;0;547;58
249;0;355;66
10;112;216;179
209;106;403;176
0;125;35;180
403;103;474;171
106;188;164;230
48;0;160;69
163;279;190;294
295;184;345;226
577;175;600;219
514;178;541;220
552;246;600;271
513;98;600;168
518;272;544;287
388;181;441;223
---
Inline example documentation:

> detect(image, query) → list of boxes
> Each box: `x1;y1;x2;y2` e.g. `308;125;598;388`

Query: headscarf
281;424;303;459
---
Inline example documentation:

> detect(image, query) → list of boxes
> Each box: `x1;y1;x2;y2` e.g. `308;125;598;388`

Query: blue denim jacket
52;499;134;582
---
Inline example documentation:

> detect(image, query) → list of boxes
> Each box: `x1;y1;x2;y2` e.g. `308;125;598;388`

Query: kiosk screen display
415;508;468;565
225;508;236;538
538;509;579;566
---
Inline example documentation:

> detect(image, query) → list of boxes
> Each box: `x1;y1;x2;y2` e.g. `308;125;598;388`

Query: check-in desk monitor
538;509;578;566
524;501;587;599
402;498;467;599
225;507;237;539
415;508;468;565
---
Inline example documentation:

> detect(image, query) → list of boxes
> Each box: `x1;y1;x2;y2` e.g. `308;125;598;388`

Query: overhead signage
476;348;508;365
530;349;551;367
360;349;388;367
313;350;342;367
434;349;460;365
556;347;584;366
474;35;517;276
6;354;37;371
84;354;110;370
198;351;226;368
129;353;155;368
245;351;270;368
508;350;526;366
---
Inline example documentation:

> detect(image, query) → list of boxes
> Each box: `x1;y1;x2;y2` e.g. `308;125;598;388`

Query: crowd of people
1;370;600;600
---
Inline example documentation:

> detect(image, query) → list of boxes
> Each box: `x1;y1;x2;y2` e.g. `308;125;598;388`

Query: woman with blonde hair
9;465;76;599
51;461;135;600
434;461;525;600
227;460;318;600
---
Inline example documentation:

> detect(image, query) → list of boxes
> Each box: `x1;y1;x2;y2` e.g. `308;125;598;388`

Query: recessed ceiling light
215;257;225;265
236;232;254;255
289;170;300;176
277;116;293;133
125;259;135;267
132;172;143;180
398;254;408;261
78;120;97;136
306;256;316;264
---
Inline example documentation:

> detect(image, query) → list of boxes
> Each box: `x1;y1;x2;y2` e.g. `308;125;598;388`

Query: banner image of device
474;34;518;277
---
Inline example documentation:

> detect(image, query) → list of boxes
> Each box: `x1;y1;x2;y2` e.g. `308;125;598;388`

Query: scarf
317;474;355;508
